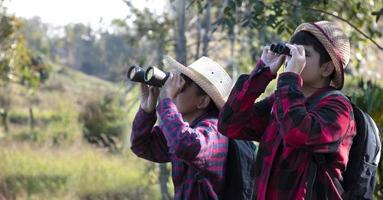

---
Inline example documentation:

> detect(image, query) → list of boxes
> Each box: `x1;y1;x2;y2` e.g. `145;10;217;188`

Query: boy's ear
197;95;211;110
321;61;335;78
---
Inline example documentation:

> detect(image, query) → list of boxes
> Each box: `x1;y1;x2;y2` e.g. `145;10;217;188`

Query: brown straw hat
163;56;233;109
293;21;350;89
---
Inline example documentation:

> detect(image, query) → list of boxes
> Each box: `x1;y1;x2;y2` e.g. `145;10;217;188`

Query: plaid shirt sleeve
218;60;276;141
130;107;171;163
157;98;226;169
274;72;354;152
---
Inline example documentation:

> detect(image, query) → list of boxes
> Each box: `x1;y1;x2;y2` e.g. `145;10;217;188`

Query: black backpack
223;139;257;200
307;90;381;200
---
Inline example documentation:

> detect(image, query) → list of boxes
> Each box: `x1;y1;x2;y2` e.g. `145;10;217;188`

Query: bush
80;93;127;151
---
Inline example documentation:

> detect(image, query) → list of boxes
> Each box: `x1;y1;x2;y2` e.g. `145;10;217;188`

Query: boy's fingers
173;74;179;84
296;45;305;56
262;46;270;55
178;75;183;84
152;87;160;95
168;72;174;80
177;75;183;88
149;86;155;92
286;44;298;57
140;83;148;91
277;55;286;65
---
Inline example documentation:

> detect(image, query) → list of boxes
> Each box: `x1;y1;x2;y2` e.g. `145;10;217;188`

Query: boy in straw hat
218;21;356;199
130;56;233;199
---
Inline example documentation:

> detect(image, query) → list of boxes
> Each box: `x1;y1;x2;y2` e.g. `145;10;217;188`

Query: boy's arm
158;98;228;169
218;60;276;141
130;108;171;163
274;73;354;152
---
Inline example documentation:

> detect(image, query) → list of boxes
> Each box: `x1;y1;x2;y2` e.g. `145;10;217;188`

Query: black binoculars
127;65;170;87
270;43;291;56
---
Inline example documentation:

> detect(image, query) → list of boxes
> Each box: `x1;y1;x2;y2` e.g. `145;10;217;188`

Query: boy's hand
163;73;185;99
140;83;160;113
260;46;286;74
285;44;306;74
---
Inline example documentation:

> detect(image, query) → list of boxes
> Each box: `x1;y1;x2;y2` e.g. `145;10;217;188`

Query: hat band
310;22;344;70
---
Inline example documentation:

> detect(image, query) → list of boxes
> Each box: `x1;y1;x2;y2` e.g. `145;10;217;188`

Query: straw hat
293;21;350;89
163;56;233;109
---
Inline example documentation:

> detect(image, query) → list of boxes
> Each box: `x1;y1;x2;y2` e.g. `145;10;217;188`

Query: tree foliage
0;5;50;133
0;16;49;89
194;0;383;72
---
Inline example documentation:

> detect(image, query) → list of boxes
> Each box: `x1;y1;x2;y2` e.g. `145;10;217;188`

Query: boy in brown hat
218;21;356;199
130;56;233;199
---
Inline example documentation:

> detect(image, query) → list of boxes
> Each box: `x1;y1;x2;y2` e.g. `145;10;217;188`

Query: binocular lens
145;66;169;87
270;43;291;56
146;68;154;81
127;65;146;82
128;68;137;79
270;43;276;51
277;45;285;54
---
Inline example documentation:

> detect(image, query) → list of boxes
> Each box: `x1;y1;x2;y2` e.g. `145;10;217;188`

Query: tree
0;12;49;133
175;0;187;65
202;0;212;56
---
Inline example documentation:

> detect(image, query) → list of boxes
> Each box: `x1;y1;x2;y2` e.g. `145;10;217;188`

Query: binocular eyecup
270;43;291;56
127;65;170;87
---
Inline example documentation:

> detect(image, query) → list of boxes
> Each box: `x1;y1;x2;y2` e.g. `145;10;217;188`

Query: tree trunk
29;107;35;130
1;109;9;133
248;29;258;65
175;0;187;65
159;163;172;200
158;34;165;69
228;25;237;79
202;0;211;56
158;24;172;200
195;15;201;59
0;84;10;133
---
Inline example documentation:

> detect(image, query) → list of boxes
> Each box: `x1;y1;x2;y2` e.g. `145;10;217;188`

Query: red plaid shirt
131;98;228;200
218;60;356;200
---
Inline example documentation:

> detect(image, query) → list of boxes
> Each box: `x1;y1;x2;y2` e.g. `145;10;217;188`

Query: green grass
0;143;160;199
7;101;82;145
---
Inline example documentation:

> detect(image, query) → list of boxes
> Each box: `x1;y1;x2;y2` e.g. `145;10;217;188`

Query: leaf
277;24;285;35
235;0;243;6
241;19;249;28
371;8;383;23
228;0;236;10
197;0;204;14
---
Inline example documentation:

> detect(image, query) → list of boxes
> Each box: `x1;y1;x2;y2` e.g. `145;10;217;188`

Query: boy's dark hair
290;31;331;65
181;74;219;113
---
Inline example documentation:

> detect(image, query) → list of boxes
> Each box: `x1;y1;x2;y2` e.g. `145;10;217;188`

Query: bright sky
4;0;166;28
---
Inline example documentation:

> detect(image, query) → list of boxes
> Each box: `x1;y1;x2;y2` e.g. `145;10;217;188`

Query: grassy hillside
0;65;162;200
